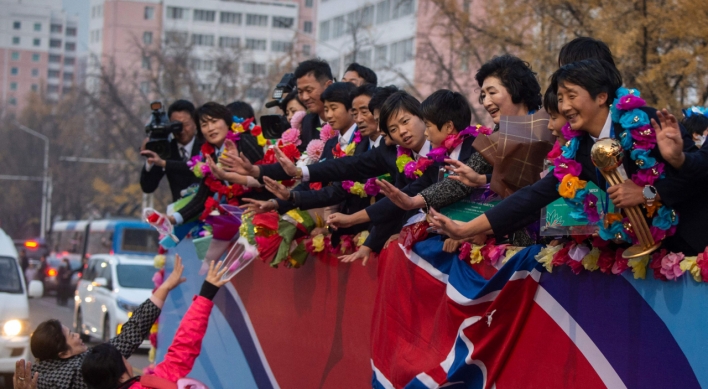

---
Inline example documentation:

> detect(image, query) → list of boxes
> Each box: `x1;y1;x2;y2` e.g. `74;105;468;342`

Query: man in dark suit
293;59;334;152
140;100;203;201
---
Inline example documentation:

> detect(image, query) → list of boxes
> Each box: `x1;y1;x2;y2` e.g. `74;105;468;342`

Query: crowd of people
15;36;708;388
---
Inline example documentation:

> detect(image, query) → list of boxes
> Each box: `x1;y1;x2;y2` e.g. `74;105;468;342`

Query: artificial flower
306;139;325;163
661;252;685;280
582;247;601;271
650;249;668;281
632;162;663;187
630;148;657;168
616;94;646;110
309;182;322;191
339;235;355;253
560;122;582;140
153;254;166;269
568;243;590;262
427;146;448;163
468;124;493;137
619;130;633;151
652;206;679;231
558;174;587;199
553;156;583;182
561;137;580;158
349;182;366;197
356;231;369;247
319;123;337;142
611;250;629;275
396;154;414;173
628;255;650;279
502;247;521;265
364;178;380;196
552;244;572;267
679;256;701;283
458;242;472;261
597;248;615;273
696;247;708;282
281;128;302;146
547;140;563;160
483;244;509;266
469;244;484;264
290;110;306;129
583;193;600;223
311;234;325;253
619;109;650;129
535;244;563;272
567;258;584;274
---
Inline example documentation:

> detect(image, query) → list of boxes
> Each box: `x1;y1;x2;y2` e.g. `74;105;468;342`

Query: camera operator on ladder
140;100;204;201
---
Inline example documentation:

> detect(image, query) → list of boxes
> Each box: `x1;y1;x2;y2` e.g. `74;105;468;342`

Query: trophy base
622;242;662;259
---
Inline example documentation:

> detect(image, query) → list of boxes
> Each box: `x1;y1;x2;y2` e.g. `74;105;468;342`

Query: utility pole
15;122;50;239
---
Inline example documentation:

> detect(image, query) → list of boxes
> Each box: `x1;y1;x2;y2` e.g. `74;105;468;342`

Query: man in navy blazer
293;59;334;152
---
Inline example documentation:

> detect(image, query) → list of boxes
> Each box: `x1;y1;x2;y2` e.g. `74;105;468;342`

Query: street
28;296;150;371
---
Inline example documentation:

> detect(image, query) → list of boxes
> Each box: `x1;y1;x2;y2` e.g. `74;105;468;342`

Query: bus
84;219;160;258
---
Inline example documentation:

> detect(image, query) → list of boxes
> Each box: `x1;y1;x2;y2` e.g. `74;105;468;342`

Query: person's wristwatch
643;185;657;207
294;167;303;179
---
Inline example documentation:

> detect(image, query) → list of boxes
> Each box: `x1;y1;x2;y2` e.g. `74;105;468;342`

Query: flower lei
332;131;361;158
186;142;249;211
396;147;434;180
427;124;492;163
551;87;678;244
232;116;266;146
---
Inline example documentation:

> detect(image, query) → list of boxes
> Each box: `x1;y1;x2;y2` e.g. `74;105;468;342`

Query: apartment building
87;0;314;102
0;0;79;114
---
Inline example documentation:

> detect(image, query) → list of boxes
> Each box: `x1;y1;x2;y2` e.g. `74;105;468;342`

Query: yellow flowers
312;234;325;253
396;154;413;173
559;174;587;199
356;231;370;247
469;244;483;264
679;256;701;282
582;247;600;271
256;133;267;147
153;254;166;269
285;209;305;225
350;182;366;197
344;142;357;156
628;255;650;279
535;244;563;272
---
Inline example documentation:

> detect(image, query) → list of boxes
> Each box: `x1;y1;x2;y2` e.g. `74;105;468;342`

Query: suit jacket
485;107;704;254
678;141;708;180
140;136;205;201
298;112;323;153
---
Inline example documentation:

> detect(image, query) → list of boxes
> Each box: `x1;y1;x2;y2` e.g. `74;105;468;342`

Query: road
28;296;151;371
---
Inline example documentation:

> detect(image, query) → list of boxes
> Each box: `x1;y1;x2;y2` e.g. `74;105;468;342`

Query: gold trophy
591;138;661;258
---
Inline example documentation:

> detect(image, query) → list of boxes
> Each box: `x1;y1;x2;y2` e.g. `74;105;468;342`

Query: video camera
144;101;183;160
261;73;296;139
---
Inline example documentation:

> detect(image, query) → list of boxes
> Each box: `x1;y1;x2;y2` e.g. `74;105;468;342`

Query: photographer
140;100;204;201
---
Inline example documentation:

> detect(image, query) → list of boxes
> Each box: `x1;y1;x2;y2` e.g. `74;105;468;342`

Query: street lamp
15;122;50;239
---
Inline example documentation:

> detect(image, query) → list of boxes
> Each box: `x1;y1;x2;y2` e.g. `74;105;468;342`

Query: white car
73;254;155;347
0;229;42;385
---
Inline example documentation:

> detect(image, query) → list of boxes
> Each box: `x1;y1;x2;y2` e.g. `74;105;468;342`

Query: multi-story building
0;0;79;114
316;0;416;85
87;0;314;104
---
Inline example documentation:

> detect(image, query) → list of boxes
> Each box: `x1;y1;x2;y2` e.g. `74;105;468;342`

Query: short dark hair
475;54;542;112
351;83;378;102
320;82;357;110
279;90;304;112
81;343;127;389
345;63;378;86
543;86;559;114
368;85;399;113
294;58;333;83
196;102;234;129
421;89;471;132
31;319;69;360
550;59;623;107
167;99;196;118
683;114;708;136
558;37;616;68
379;91;422;135
226;101;256;124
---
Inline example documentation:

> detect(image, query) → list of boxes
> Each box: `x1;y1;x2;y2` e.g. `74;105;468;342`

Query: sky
62;0;90;53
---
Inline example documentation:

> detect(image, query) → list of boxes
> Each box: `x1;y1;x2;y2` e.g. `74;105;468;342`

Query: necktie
180;146;188;162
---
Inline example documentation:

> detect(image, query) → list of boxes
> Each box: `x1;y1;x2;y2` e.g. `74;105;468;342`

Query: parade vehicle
74;254;154;347
0;228;42;386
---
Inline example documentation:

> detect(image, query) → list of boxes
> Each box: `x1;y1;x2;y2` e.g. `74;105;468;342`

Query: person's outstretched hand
652;109;685;169
428;208;465;240
161;254;187;291
205;260;230;287
221;143;259;177
339;246;372;266
14;359;38;389
326;213;355;230
274;147;299;177
376;179;419;210
445;159;486;187
264;177;291;200
241;198;278;214
205;155;227;180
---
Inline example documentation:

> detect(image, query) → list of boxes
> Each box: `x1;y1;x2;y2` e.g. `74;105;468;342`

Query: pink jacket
130;296;213;389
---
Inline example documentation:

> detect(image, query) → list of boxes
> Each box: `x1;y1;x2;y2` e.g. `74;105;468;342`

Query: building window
374;45;387;67
319;21;330;41
305;0;313;7
390;38;414;64
65;42;76;51
219;36;240;48
64;57;75;65
11;52;20;61
9;98;17;106
13;21;21;30
50;39;62;48
47;85;59;93
31;69;39;77
361;5;374;27
140;81;150;94
33;38;41;46
246;14;268;26
51;24;62;33
357;48;372;67
10;82;18;91
193;10;216;22
245;38;267;51
11;67;19;75
32;53;40;62
244;62;266;75
303;44;311;56
271;40;293;52
333;16;345;38
392;0;414;19
31;84;39;92
191;34;215;46
49;54;61;63
165;31;188;45
144;6;154;20
63;73;73;81
220;12;241;24
143;31;153;44
304;21;312;33
12;37;20;45
34;23;41;31
376;0;390;24
166;7;185;20
142;56;151;69
190;59;215;71
272;17;294;29
48;69;60;78
66;27;77;36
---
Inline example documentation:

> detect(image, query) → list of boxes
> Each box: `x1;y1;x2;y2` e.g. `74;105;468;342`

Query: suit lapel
458;136;476;162
191;137;204;157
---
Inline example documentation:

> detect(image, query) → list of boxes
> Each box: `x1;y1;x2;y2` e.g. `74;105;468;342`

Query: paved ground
28;296;151;369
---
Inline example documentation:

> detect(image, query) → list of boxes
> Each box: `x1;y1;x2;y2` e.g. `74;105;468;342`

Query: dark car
40;256;83;293
13;238;50;261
